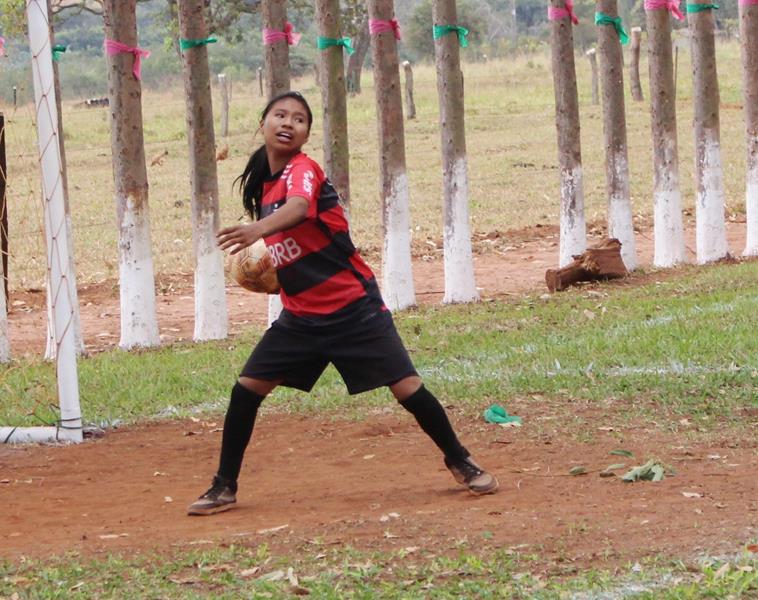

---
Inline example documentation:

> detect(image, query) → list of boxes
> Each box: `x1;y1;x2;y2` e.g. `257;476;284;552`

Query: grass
1;39;751;290
1;260;756;429
0;540;755;598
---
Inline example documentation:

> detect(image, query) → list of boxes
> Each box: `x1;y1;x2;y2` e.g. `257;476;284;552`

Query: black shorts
240;305;418;395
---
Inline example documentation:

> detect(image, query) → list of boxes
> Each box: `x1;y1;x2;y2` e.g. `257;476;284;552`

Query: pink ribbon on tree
547;0;579;24
104;38;150;80
739;0;758;6
369;18;401;40
0;37;5;57
262;22;302;46
644;0;685;19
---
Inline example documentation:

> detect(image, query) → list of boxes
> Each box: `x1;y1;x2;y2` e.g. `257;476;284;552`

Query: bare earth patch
1;222;755;568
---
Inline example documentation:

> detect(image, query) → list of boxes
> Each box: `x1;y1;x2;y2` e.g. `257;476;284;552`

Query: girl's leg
216;376;280;483
391;375;498;495
188;376;281;515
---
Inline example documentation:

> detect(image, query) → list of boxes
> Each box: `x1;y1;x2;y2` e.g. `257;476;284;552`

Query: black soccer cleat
444;455;499;495
187;476;237;516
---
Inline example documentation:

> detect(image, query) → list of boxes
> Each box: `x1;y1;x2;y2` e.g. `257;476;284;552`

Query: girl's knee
390;375;423;402
238;376;280;396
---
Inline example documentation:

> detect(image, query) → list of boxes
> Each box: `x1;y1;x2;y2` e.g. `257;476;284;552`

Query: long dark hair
235;91;314;219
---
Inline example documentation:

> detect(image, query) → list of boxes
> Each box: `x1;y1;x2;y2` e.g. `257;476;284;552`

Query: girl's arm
217;196;309;254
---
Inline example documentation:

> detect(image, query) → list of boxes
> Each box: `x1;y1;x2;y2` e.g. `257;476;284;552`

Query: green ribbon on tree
52;44;67;62
594;12;630;45
686;3;719;12
179;36;217;51
433;24;469;48
316;36;355;55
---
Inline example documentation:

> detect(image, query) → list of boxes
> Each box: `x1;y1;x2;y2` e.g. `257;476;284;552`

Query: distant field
0;39;749;290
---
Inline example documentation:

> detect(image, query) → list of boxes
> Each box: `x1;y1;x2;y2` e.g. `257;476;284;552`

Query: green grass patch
2;261;756;429
1;542;755;599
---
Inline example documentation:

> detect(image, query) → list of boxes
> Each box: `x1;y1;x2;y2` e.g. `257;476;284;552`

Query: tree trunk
367;0;416;310
586;48;599;105
740;0;758;256
262;0;290;99
346;16;370;95
0;113;7;308
315;0;351;208
646;4;685;266
549;0;587;267
689;0;729;263
103;0;160;349
218;73;230;137
403;61;416;119
629;27;644;101
178;0;228;342
596;0;637;270
0;113;7;362
46;0;85;359
432;0;478;304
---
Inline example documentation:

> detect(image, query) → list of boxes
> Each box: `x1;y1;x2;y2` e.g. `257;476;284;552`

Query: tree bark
178;0;228;342
218;73;230;137
103;0;160;349
46;0;85;358
596;0;637;270
646;4;685;266
0;113;7;308
432;0;478;304
315;0;351;208
367;0;415;310
262;0;290;99
689;0;729;263
403;61;416;119
740;0;758;256
549;0;587;267
629;27;644;101
346;16;369;95
586;48;599;105
545;238;627;292
0;114;7;362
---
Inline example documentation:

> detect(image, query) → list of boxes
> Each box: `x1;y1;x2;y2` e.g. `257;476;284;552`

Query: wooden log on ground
545;238;627;292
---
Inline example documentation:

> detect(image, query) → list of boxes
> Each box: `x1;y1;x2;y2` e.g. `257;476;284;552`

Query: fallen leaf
714;563;730;579
259;569;285;582
682;491;703;498
569;466;587;476
610;449;634;458
257;524;289;535
164;496;173;503
747;544;758;553
239;567;260;578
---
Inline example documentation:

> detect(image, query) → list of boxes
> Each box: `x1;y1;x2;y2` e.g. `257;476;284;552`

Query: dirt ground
1;222;756;567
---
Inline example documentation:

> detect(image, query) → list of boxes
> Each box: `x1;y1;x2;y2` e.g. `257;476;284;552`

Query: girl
188;92;498;516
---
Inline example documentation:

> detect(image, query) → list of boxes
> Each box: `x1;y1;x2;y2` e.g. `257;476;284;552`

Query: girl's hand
217;223;262;254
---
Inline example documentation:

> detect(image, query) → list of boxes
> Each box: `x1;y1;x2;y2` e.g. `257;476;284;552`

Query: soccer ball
229;239;280;294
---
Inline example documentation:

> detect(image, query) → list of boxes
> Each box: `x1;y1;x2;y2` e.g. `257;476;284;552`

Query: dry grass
0;40;748;290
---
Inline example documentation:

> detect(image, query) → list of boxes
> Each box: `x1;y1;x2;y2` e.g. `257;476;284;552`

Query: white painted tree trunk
267;294;282;327
443;157;478;303
653;135;686;266
746;149;758;256
193;208;227;340
382;172;416;311
607;152;638;270
559;166;587;267
118;195;160;349
695;131;729;263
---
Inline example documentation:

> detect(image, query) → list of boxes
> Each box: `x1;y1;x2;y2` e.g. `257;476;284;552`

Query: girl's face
260;97;310;156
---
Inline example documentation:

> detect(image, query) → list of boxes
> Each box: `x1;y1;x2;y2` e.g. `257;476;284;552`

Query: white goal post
0;0;82;444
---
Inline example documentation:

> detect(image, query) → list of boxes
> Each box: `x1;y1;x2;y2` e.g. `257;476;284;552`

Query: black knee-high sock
399;385;467;462
217;382;265;487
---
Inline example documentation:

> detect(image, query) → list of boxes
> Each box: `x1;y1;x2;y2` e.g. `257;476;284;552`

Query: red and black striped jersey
260;153;384;317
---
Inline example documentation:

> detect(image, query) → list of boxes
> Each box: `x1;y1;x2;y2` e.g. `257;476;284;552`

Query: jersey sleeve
285;159;321;218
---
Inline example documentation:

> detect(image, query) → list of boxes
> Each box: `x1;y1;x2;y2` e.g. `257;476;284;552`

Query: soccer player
188;92;498;515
